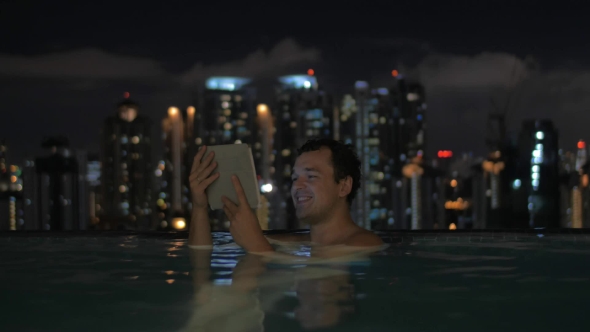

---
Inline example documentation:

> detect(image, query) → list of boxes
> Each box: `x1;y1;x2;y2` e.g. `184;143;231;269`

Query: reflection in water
294;267;355;330
181;244;381;332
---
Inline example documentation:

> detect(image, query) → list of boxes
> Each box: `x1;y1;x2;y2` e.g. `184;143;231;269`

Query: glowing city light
124;92;130;99
279;75;317;89
168;107;179;116
578;140;586;149
354;81;369;89
307;68;315;76
438;150;453;158
206;77;251;91
172;217;186;230
392;70;399;77
261;183;273;193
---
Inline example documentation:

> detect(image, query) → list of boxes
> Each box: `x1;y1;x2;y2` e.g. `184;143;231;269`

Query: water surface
1;231;589;331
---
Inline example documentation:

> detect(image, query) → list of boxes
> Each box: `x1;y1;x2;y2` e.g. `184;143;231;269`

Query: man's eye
308;175;316;179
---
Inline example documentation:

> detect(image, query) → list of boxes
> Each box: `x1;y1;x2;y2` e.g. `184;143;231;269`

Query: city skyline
2;1;590;164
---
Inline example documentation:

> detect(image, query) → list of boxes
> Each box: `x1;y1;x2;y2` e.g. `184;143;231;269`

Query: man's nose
292;178;306;190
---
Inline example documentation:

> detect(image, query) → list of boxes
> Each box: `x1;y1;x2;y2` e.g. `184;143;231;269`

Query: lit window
536;131;544;140
132;136;140;144
119;185;127;193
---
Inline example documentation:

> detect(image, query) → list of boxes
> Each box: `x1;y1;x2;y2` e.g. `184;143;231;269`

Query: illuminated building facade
392;78;426;166
34;137;87;230
338;81;397;229
0;141;25;230
158;106;196;230
274;74;335;229
86;154;101;228
194;77;260;229
100;95;153;230
513;120;560;228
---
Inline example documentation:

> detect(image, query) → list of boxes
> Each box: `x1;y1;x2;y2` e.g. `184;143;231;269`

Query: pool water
1;231;590;331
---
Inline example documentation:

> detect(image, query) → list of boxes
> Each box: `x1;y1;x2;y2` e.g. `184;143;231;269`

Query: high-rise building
100;94;153;230
274;74;335;229
158;106;196;230
33;137;87;230
338;81;397;229
86;154;101;228
194;77;260;229
0;141;25;230
392;77;426;166
513;120;560;228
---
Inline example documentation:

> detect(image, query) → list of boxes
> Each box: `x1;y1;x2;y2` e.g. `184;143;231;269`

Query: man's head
290;139;361;224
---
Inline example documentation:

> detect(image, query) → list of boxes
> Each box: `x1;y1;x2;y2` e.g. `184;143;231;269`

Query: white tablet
204;144;261;210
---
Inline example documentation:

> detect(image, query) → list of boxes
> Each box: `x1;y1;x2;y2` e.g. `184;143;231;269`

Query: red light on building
391;70;399;77
438;150;453;158
578;140;586;149
307;68;315;76
124;92;130;99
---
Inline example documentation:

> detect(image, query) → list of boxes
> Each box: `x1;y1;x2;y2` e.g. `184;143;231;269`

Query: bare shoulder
345;229;383;247
266;233;311;243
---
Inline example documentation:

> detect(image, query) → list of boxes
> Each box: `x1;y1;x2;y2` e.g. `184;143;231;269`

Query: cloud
414;52;532;89
0;48;168;80
179;38;321;85
0;38;320;89
407;52;590;152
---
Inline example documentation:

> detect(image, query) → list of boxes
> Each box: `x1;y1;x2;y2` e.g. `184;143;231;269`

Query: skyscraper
338;81;397;229
34;137;87;230
194;77;259;229
274;73;335;229
100;94;153;230
86;154;101;228
513;120;560;228
158;106;196;230
0;140;24;230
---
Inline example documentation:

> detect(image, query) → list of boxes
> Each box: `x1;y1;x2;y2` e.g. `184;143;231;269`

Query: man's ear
339;176;353;198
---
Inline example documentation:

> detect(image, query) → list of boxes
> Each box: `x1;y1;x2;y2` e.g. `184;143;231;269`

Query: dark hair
297;138;361;206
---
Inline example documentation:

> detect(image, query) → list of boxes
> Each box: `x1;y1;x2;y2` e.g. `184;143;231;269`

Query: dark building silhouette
100;95;153;230
33;137;87;230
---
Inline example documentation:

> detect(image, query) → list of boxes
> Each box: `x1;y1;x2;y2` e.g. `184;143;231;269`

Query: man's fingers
189;150;215;181
223;206;233;220
201;161;218;179
231;175;249;205
221;195;238;214
190;145;207;175
197;172;219;190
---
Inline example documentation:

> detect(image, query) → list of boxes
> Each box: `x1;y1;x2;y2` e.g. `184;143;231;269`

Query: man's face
291;148;343;224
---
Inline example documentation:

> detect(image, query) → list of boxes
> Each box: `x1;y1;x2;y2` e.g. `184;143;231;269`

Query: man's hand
222;175;273;253
189;145;220;209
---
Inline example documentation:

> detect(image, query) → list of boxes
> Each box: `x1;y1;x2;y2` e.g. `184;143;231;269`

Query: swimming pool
1;230;589;331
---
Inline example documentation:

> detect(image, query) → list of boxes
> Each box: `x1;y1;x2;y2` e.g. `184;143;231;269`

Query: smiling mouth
295;196;312;205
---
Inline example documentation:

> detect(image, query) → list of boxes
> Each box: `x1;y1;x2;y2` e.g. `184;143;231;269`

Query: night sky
1;0;589;164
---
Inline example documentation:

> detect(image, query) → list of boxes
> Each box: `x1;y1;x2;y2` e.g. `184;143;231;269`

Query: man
188;138;383;252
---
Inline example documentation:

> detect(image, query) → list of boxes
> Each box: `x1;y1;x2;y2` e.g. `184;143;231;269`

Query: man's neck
309;205;358;245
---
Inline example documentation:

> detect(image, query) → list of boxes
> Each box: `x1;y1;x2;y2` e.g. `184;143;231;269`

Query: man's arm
221;175;273;252
187;145;220;247
189;207;212;247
